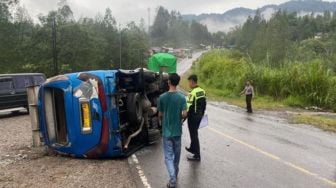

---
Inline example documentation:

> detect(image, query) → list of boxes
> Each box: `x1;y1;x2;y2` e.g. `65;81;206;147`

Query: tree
57;0;74;23
0;1;11;22
190;20;210;46
0;2;153;76
151;6;170;45
121;22;149;69
103;8;116;28
150;6;213;48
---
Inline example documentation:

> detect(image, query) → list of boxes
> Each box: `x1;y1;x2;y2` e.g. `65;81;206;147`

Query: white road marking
128;52;204;187
129;154;151;188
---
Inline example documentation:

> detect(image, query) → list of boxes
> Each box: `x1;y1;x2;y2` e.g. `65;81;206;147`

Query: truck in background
148;53;177;73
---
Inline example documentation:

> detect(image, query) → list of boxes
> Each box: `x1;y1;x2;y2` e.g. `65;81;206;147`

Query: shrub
196;50;336;110
284;96;306;107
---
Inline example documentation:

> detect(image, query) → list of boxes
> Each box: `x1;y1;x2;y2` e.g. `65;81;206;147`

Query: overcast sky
19;0;332;25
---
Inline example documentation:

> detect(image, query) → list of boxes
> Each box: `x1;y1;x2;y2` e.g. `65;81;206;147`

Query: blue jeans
163;136;181;186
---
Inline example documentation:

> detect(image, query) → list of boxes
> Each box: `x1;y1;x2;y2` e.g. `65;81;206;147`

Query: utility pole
119;23;122;69
147;7;151;33
147;7;151;47
52;16;58;75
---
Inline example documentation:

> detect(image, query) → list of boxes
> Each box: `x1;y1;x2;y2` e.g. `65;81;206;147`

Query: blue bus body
37;69;167;158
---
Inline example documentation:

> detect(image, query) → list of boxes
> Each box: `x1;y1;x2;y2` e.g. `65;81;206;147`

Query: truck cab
37;69;168;158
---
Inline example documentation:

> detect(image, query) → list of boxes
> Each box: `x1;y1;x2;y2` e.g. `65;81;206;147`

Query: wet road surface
130;52;336;188
176;51;205;75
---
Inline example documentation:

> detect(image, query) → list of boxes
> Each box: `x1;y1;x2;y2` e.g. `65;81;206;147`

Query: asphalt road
176;51;205;75
130;52;336;188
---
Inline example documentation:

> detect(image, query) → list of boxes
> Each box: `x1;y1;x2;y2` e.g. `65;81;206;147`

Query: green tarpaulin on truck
148;53;177;73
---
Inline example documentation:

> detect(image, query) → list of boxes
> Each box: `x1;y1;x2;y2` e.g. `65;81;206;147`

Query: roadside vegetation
0;0;149;77
219;10;336;110
182;10;336;131
183;50;336;132
192;50;336;111
291;114;336;132
150;7;212;48
0;1;217;77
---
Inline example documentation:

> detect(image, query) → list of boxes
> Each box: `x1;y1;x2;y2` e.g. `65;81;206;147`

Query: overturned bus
36;69;168;158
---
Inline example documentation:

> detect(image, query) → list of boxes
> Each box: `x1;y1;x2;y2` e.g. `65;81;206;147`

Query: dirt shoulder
0;112;135;188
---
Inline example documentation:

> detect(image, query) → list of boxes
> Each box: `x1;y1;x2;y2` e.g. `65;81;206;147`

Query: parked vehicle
184;49;193;59
168;48;174;54
0;73;45;111
36;69;168;158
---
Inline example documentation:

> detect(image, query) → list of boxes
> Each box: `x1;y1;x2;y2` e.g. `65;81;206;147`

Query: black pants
187;114;202;157
246;94;253;113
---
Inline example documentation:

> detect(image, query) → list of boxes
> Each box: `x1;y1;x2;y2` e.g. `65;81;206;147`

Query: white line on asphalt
130;154;151;188
208;127;336;187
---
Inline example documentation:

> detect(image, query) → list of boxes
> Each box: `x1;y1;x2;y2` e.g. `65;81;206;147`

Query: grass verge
180;70;286;110
292;114;336;132
180;66;336;133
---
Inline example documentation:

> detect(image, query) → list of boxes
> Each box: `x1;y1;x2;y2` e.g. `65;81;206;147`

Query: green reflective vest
187;86;206;113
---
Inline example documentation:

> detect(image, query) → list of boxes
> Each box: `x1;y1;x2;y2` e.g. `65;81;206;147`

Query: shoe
185;147;194;154
187;155;201;161
167;183;176;188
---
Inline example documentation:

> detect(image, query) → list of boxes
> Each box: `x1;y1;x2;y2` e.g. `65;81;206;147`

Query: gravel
0;111;136;188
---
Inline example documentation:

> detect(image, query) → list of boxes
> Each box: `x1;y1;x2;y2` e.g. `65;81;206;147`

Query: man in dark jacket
185;74;206;161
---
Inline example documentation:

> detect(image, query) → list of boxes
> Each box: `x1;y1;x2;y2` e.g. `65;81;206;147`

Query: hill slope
182;0;336;32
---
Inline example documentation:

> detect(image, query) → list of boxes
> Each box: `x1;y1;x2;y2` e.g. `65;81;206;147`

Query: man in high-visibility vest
186;74;206;161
